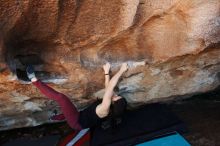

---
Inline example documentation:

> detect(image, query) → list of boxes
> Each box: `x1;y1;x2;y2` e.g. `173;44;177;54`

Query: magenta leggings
33;80;82;130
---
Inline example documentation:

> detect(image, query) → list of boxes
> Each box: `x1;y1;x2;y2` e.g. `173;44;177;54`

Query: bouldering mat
136;132;191;146
91;103;187;146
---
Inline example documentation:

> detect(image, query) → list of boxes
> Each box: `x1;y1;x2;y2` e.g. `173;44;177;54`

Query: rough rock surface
0;0;219;130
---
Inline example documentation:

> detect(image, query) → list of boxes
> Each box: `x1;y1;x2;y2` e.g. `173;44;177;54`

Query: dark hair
113;86;119;93
112;98;127;117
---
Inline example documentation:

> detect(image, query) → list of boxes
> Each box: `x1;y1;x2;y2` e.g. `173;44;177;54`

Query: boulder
0;0;219;130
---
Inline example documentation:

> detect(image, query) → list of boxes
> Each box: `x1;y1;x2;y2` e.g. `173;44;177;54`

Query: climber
26;63;128;130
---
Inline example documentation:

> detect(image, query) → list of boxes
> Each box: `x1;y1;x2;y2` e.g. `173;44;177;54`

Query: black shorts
78;98;127;129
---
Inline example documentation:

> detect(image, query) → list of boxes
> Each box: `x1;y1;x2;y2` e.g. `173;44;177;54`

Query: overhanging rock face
0;0;220;130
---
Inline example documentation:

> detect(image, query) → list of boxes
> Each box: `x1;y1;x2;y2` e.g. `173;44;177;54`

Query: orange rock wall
0;0;219;130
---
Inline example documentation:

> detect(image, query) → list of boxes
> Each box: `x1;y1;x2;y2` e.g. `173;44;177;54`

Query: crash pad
91;103;187;146
136;132;190;146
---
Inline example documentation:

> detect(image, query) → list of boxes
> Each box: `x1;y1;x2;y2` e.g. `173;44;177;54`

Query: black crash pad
91;103;187;146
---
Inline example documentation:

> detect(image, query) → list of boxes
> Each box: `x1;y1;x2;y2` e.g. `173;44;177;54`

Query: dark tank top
78;98;127;129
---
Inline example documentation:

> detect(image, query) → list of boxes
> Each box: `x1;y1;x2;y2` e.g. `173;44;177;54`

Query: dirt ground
170;91;220;146
0;90;220;146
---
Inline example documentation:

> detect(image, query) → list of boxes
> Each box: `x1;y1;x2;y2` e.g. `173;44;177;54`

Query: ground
171;91;220;146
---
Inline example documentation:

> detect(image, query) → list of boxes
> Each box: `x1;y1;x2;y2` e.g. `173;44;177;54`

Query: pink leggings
33;80;82;130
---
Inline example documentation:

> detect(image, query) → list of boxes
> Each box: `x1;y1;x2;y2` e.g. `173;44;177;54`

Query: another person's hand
103;62;111;74
120;63;128;73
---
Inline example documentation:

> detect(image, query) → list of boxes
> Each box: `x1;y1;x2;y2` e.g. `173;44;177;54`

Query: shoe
26;65;36;80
